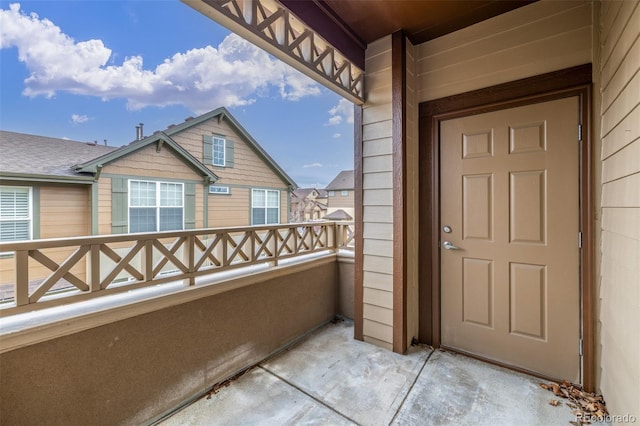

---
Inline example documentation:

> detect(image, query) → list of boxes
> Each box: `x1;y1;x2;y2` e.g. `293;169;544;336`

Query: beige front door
440;96;581;382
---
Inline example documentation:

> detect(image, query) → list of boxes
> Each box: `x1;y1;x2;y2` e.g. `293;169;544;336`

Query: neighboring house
324;170;354;219
0;107;296;246
289;188;327;222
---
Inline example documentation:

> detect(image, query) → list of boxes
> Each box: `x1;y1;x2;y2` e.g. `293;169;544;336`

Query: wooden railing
0;222;354;316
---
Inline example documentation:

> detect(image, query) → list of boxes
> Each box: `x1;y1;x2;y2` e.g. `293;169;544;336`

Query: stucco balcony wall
0;259;338;425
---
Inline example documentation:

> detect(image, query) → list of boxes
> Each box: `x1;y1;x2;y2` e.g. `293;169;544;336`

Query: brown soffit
281;0;536;70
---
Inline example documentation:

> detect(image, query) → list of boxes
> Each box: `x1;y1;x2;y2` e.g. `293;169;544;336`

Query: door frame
418;64;594;390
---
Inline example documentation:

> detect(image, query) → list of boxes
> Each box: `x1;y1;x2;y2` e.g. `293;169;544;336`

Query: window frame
0;186;32;243
341;190;349;196
128;180;184;233
209;185;231;195
328;191;335;197
212;136;226;167
251;189;280;226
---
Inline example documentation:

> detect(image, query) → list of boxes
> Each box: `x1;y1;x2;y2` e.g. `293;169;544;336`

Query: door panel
440;97;580;381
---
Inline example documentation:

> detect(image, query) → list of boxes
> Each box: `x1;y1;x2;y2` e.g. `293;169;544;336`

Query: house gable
75;132;218;184
163;107;297;189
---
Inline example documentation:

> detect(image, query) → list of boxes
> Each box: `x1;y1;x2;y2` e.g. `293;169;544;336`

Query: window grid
251;189;280;225
212;137;226;167
129;180;184;233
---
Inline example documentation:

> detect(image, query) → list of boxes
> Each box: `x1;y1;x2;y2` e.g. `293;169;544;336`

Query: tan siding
208;188;250;228
598;0;640;419
196;187;205;228
363;287;393;310
361;35;394;347
0;185;90;288
363;271;393;292
170;119;288;188
327;190;355;210
98;178;112;235
416;1;593;103
39;186;91;238
280;191;288;224
102;144;202;180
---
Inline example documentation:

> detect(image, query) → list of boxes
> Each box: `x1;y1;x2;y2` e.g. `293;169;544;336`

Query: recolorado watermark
576;413;637;424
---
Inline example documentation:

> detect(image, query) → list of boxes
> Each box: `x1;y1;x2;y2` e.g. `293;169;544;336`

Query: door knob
442;241;462;250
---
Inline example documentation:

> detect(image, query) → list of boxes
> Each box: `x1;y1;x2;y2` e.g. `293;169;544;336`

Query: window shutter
184;183;196;229
203;135;213;165
111;177;128;234
225;140;234;167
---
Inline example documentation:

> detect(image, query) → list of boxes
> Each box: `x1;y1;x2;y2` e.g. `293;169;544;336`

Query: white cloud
327;98;354;126
302;162;323;168
327;115;342;125
71;114;89;124
332;133;341;138
0;3;321;113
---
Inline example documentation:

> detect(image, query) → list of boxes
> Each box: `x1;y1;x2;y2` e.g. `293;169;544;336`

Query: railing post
87;244;101;292
15;250;29;306
183;236;195;287
143;240;153;282
272;229;278;267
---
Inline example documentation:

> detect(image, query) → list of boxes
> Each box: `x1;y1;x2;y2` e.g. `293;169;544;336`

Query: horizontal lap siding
172;120;290;227
40;186;91;238
171;121;287;188
416;0;593;103
102;144;201;180
98;178;112;235
0;185;91;288
208;188;250;228
362;36;394;348
598;0;640;419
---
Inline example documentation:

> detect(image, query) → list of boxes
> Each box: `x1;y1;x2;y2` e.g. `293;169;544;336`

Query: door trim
418;63;594;390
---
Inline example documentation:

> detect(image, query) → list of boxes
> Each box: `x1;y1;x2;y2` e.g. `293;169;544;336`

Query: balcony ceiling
279;0;536;69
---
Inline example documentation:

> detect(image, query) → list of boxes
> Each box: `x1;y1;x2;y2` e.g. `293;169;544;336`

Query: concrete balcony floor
159;320;578;426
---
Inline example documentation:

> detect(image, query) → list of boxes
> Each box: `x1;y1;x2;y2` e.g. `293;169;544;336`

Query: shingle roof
292;188;317;200
0;130;118;178
325;170;354;191
324;209;353;220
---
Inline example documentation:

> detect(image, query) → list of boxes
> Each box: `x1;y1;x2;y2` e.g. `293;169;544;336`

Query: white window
129;180;183;233
328;191;335;197
212;137;226;167
252;189;280;225
0;186;32;242
209;186;230;194
341;190;349;196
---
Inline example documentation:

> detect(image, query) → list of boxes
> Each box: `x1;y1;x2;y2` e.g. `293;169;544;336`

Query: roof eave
74;133;219;183
0;172;96;185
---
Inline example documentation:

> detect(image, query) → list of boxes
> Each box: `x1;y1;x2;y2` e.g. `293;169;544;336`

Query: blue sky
0;1;354;188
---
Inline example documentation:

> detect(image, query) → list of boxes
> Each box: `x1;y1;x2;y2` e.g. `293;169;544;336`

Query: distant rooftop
325;170;354;191
0;130;118;178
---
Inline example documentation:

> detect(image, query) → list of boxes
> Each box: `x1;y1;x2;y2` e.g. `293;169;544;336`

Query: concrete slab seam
388;347;436;425
258;365;361;425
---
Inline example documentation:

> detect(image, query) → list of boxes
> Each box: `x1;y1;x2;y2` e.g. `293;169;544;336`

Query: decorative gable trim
166;107;297;189
74;132;218;184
